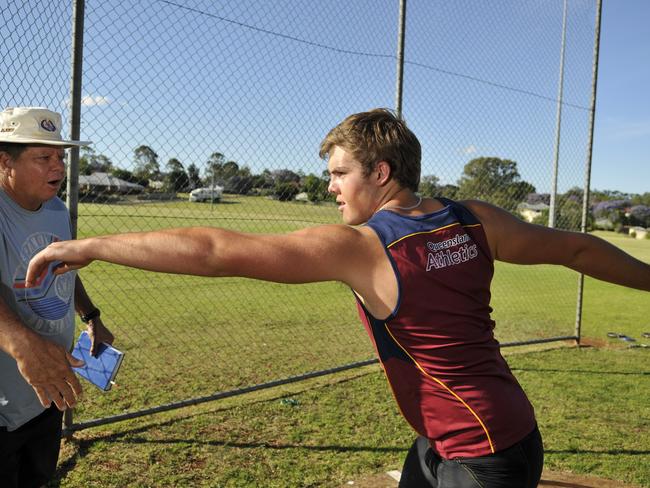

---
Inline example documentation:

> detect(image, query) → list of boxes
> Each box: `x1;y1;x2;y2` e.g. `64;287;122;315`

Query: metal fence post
64;0;86;436
575;0;603;345
395;0;407;117
548;0;568;228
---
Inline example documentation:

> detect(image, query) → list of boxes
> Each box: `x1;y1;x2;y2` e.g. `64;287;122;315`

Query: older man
0;107;113;488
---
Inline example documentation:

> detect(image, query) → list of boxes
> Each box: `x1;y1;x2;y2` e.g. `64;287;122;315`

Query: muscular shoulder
457;199;498;223
289;224;382;259
244;224;383;287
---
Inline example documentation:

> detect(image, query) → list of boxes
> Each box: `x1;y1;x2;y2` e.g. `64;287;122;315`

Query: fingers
67;348;86;368
86;321;115;356
86;328;99;356
42;380;80;411
44;385;67;411
25;245;82;287
68;374;83;399
24;252;49;288
33;385;52;409
15;337;84;411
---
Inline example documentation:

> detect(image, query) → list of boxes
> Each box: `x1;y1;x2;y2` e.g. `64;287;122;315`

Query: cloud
81;95;110;106
462;144;477;155
601;118;650;139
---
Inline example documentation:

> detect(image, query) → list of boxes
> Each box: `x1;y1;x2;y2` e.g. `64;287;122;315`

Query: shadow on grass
53;434;404;485
545;449;649;455
511;367;649;376
538;481;596;488
191;200;240;205
54;369;393;483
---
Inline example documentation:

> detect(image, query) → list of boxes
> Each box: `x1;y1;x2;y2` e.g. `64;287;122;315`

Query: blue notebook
72;331;124;391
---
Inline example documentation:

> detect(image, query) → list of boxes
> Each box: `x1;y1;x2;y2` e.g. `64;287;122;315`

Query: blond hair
319;108;421;191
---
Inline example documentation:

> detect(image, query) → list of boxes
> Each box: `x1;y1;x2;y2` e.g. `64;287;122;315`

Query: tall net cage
0;0;599;428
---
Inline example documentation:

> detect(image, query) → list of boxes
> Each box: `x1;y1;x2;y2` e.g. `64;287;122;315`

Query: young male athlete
25;109;650;487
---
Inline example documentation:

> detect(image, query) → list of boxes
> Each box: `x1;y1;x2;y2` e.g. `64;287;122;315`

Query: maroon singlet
356;198;536;458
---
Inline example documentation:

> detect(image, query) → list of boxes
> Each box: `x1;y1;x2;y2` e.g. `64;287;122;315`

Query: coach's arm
0;295;84;410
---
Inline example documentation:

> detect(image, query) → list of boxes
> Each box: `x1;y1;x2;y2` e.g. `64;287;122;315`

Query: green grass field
51;196;649;487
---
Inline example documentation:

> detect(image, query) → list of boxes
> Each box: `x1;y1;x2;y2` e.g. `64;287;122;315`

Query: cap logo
40;119;57;132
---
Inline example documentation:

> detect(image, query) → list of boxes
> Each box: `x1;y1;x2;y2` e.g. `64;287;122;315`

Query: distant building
79;172;145;194
148;180;165;190
629;226;648;240
517;202;549;223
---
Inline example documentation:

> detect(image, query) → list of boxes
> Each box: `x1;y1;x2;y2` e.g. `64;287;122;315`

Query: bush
274;182;300;202
302;174;331;202
629;205;650;227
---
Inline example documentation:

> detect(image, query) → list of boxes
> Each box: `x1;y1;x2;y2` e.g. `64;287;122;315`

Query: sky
2;0;647;196
590;0;650;195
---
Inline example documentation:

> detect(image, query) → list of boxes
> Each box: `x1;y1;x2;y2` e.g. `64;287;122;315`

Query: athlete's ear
374;160;392;186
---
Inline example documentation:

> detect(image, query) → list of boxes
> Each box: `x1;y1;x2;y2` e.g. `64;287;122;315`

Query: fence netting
1;0;598;426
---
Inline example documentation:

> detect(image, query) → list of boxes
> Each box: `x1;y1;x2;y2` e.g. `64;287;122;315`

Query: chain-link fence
1;0;600;431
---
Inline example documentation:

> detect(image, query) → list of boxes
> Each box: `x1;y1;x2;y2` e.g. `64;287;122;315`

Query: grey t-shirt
0;189;76;430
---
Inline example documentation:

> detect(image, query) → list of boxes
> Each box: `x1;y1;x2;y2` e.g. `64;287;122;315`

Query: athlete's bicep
219;225;372;285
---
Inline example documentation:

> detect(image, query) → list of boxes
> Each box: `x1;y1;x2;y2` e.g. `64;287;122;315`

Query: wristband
80;307;100;323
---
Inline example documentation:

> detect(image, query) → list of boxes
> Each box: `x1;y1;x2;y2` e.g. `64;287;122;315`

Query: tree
457;157;535;212
592;199;630;230
631;192;650;207
629;205;650;227
533;194;589;231
133;145;160;184
187;163;202;190
111;168;137;183
302;173;331;202
525;193;550;205
271;169;301;185
224;174;255;195
438;184;460;200
418;175;441;197
274;182;300;201
222;161;240;180
204;152;226;186
79;146;113;175
562;186;584;203
164;158;190;192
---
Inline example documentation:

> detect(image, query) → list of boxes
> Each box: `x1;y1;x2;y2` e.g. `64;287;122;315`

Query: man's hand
14;334;84;410
86;317;115;356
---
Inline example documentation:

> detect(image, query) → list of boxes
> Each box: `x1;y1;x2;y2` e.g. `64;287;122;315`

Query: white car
189;186;223;202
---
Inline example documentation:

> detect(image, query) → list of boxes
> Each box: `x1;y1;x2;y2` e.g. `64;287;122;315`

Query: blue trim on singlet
360;198;485;364
369;198;482;248
356;299;411;362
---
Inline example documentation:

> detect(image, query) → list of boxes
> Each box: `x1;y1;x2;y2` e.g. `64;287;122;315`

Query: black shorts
0;406;64;488
399;425;544;488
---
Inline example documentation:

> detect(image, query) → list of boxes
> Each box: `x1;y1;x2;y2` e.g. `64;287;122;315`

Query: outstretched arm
26;225;373;288
465;200;650;291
